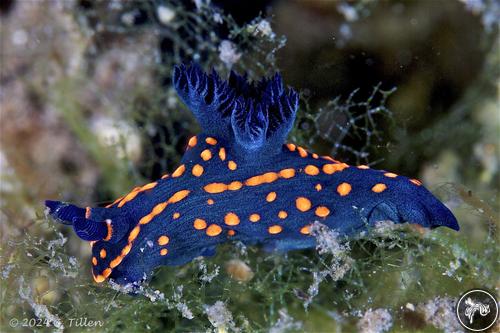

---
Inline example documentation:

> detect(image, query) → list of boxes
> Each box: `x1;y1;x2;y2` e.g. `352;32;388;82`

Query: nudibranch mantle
45;64;459;284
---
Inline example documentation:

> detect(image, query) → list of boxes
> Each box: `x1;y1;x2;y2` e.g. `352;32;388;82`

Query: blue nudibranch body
45;64;459;284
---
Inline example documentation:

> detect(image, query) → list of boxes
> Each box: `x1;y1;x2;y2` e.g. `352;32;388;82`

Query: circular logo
456;289;498;331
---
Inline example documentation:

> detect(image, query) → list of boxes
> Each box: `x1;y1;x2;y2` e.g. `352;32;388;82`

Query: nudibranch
45;64;459;284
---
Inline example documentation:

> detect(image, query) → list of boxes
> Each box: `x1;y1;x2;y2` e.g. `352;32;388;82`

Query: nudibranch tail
45;64;459;285
324;168;460;233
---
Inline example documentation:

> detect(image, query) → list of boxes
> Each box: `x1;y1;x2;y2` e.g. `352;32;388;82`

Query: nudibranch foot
45;64;459;284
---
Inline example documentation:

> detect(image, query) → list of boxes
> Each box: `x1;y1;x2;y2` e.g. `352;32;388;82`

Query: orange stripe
117;182;158;208
245;172;279;186
203;168;299;195
128;226;141;242
103;220;113;241
204;183;228;193
105;196;124;208
323;163;349;174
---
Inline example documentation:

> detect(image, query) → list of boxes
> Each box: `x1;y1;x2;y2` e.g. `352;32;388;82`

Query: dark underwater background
1;0;498;332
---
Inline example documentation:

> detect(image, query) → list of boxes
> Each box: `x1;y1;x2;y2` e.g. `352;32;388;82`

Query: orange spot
278;211;288;219
312;153;319;159
300;225;311;235
121;244;132;256
315;206;330;218
94;275;105;283
173;212;180;219
249;214;260;222
297;146;308;158
323;156;335;162
160;248;168;256
228;181;242;191
286;143;296;152
102;268;112;278
323;163;349;174
109;256;123;268
204;183;228;193
206;224;222;236
337;182;352;196
205;137;217;145
218;148;226;161
357;165;370;169
104;221;113;241
296;197;312;212
85;207;91;219
228;230;236;236
266;192;277;202
315;184;322;191
192;164;204;177
158;235;170;246
372;183;387;193
172;165;186;178
224;212;240;226
279;168;295;178
92;257;97;266
304;165;320;176
194;218;207;230
228;160;237;170
201;149;212;161
268;225;283;234
207;199;215;205
128;226;141;242
410;179;422;186
384;172;398;178
188;136;197;148
161;174;169;179
168;190;190;203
